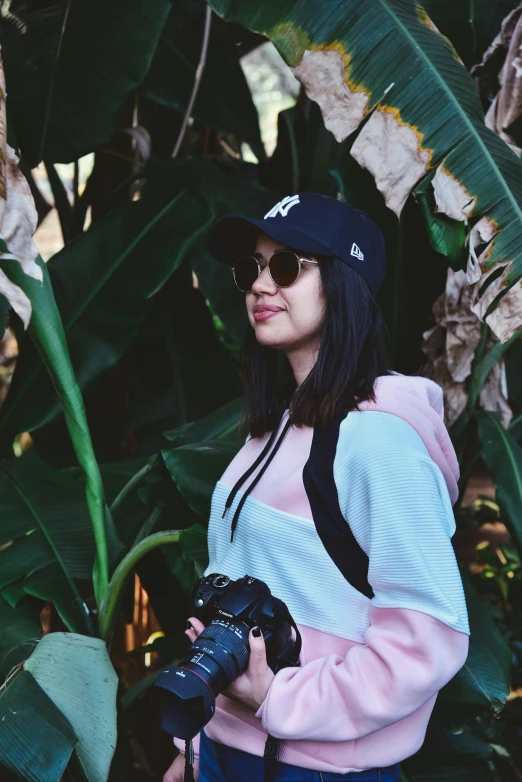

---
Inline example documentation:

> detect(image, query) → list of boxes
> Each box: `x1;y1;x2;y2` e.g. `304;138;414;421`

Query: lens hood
154;666;215;740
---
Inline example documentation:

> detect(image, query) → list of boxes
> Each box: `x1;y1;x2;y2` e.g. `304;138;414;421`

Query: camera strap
183;739;195;782
271;605;302;671
263;734;280;782
262;608;302;782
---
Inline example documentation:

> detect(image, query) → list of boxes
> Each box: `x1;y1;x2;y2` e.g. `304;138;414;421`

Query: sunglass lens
270;251;300;287
233;256;259;292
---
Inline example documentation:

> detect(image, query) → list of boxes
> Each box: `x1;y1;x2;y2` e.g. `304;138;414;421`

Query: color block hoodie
174;374;470;774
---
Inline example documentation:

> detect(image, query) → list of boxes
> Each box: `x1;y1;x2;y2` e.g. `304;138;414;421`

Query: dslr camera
154;573;301;739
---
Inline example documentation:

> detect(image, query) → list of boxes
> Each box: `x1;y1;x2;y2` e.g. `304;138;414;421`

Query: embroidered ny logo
264;194;300;219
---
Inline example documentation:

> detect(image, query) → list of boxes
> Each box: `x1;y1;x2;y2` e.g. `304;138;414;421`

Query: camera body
192;573;295;671
154;573;300;740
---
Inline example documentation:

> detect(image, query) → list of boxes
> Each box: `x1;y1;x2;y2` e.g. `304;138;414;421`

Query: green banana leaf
414;170;467;268
0;596;41;679
1;0;171;165
469;329;522;408
163;396;243;446
0;453;94;634
0;670;78;782
0;257;116;608
171;159;279;348
0;452;95;570
162;439;240;520
24;633;118;782
119;260;243;454
404;724;495;782
143;0;265;161
207;0;522;334
2;564;89;636
420;0;520;68
435;575;511;722
477;410;522;557
161;522;209;593
0;184;212;444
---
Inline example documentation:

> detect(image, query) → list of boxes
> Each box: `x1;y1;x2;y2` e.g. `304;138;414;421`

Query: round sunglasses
232;250;319;293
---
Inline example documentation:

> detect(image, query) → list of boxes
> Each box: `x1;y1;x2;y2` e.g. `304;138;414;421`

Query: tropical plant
0;0;521;779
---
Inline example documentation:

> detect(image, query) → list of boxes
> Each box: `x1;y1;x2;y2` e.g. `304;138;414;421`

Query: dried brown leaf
0;54;41;329
292;49;369;142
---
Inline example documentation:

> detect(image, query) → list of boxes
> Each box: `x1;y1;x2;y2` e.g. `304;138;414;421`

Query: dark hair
240;256;390;438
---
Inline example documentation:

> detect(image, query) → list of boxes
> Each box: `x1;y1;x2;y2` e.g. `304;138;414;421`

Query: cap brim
207;215;332;264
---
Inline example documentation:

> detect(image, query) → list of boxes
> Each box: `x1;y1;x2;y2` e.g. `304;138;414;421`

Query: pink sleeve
255;606;469;741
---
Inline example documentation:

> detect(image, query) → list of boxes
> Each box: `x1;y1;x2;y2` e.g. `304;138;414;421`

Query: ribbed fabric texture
206;482;372;643
177;380;470;775
333;412;469;635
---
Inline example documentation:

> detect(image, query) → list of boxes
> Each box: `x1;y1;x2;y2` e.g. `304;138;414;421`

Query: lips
253;304;284;322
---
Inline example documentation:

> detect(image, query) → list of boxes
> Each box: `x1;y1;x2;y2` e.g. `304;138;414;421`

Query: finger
185;616;205;644
186;628;198;643
188;616;205;635
248;627;268;671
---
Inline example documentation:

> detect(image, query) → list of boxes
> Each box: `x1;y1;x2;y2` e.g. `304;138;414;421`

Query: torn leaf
292;49;369;143
0;54;41;329
432;166;476;221
351;107;431;216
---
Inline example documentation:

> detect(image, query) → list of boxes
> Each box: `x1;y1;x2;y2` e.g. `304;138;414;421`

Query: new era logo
264;194;300;219
351;243;364;261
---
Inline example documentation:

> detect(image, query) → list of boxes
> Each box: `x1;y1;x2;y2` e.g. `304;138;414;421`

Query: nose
251;263;277;295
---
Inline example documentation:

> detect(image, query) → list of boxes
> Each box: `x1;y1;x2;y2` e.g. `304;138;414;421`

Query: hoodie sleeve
255;411;469;742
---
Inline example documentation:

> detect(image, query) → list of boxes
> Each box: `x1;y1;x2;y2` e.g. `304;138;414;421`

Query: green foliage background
0;0;521;780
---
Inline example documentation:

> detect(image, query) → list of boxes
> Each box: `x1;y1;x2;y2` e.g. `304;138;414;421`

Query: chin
254;328;287;350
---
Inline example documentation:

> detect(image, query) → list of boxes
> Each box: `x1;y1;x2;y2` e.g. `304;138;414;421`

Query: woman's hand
186;617;275;712
163;752;199;782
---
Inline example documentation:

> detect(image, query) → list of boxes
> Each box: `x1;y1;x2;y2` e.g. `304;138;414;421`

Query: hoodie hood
358;373;460;505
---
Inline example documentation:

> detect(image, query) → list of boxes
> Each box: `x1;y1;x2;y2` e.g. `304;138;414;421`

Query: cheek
246;293;255;326
284;284;325;334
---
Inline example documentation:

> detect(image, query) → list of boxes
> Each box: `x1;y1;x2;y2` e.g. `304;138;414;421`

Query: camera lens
154;617;251;739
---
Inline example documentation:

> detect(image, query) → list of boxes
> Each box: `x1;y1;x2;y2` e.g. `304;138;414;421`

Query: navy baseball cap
207;192;386;295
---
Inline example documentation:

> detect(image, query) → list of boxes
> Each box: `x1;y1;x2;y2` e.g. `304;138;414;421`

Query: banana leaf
207;0;522;340
434;575;511;723
0;183;212;445
420;0;520;68
0;452;93;634
143;0;265;161
0;670;78;782
163;396;243;446
0;256;118;608
1;0;172;165
162;439;240;520
0;596;41;679
24;633;118;782
477;410;522;557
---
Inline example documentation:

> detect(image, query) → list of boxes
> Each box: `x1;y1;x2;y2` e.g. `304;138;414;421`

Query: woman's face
245;232;325;353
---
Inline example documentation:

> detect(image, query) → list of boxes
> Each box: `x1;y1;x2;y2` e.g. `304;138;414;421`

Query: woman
164;192;470;782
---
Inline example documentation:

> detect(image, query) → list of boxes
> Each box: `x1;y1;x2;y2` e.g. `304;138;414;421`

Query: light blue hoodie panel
333;411;469;634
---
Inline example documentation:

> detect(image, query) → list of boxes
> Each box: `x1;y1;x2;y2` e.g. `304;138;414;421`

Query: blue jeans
199;730;401;782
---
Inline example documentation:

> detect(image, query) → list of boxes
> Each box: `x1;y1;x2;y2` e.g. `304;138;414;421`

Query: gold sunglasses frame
232;250;319;293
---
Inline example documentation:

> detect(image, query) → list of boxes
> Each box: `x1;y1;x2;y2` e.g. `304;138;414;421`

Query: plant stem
109;455;160;515
171;5;212;158
98;530;181;641
131;505;163;548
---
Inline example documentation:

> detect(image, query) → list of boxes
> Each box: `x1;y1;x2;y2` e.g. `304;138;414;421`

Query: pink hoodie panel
180;612;467;773
220;412;314;520
220;374;459;516
255;607;468;743
173;374;468;772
